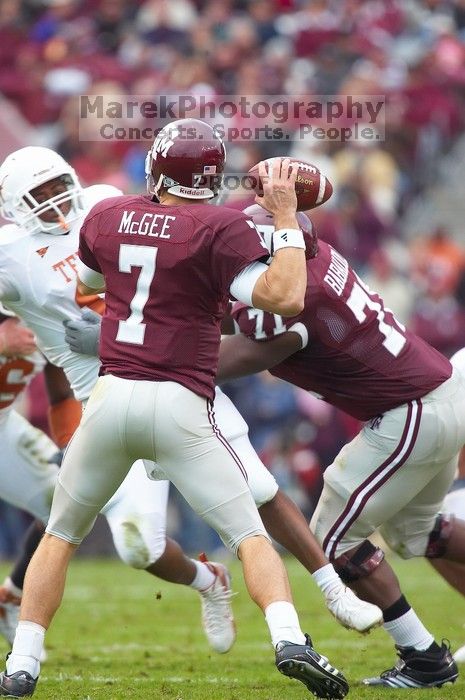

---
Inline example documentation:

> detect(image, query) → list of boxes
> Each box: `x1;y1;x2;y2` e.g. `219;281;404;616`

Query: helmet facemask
3;173;84;236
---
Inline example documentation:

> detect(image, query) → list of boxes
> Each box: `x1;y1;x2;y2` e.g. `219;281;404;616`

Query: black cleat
363;640;459;688
0;671;37;697
276;634;349;699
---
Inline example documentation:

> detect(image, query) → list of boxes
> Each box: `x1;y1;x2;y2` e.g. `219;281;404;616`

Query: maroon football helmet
243;204;319;259
145;118;226;200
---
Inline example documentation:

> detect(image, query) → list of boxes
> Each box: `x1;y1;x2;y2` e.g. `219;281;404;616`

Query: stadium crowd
1;0;465;555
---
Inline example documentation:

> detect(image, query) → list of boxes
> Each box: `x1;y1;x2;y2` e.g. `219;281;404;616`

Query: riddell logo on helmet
179;186;201;196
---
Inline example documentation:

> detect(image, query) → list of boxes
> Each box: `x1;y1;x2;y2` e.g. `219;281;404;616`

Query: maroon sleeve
78;219;102;273
210;213;268;293
231;301;298;341
77;197;123;272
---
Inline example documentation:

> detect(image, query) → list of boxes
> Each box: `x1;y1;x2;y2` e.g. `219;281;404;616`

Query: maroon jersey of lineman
232;240;452;421
78;196;268;400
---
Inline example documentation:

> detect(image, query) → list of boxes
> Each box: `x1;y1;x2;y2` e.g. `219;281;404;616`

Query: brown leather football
248;157;333;211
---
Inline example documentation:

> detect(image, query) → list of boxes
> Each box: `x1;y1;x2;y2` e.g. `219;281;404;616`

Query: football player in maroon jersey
216;204;465;690
0;122;349;700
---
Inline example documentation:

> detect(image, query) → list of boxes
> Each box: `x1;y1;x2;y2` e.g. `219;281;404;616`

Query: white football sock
189;559;216;592
265;601;306;647
383;609;434;650
6;621;45;678
312;563;342;595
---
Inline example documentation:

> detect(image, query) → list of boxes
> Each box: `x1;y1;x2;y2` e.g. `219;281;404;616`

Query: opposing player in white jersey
0;316;58;522
0;148;237;656
0;314;58;652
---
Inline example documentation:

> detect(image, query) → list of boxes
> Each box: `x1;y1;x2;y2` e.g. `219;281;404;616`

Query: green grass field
1;555;464;700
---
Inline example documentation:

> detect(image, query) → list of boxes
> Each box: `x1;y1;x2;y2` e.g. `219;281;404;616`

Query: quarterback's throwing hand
254;158;298;218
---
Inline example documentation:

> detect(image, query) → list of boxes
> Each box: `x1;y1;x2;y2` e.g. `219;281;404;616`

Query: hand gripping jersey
232;240;452;421
0;185;121;401
79;198;268;399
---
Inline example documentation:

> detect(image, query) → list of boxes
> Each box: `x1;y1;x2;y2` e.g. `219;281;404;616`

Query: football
247;157;333;212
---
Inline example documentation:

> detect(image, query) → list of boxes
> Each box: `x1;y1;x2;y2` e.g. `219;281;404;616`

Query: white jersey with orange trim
0;349;45;422
0;348;58;522
0;185;120;401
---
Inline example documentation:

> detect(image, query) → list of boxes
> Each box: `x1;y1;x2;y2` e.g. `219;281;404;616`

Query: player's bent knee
333;539;385;584
425;513;454;559
200;490;269;555
249;472;279;507
109;513;167;569
228;434;279;507
46;481;99;544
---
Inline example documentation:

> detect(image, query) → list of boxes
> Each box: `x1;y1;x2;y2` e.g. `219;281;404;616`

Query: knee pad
227;434;279;507
425;513;454;559
333;539;385;584
249;470;279;508
107;512;167;570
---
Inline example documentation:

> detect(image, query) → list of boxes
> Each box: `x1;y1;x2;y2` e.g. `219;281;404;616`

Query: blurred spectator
223;373;302;453
363;247;415;324
411;225;465;295
410;292;465;357
409;227;465;355
332;139;401;224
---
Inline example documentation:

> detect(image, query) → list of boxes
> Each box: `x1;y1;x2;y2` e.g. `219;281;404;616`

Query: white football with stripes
248;157;333;212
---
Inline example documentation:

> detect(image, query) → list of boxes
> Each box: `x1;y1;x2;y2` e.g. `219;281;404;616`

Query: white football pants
48;378;277;554
0;408;58;523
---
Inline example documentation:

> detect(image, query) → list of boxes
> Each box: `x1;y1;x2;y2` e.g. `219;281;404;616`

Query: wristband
272;228;305;252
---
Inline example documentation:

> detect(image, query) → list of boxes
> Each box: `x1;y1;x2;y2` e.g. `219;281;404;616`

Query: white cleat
453;644;465;663
198;554;236;654
324;582;383;634
0;590;47;663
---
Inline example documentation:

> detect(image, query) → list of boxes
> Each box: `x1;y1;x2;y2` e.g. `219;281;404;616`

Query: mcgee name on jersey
118;210;175;239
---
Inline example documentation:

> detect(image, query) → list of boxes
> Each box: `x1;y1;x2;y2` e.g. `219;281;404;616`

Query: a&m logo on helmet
152;126;181;159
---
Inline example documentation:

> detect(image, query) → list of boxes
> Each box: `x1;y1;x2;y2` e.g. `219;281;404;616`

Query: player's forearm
217;332;300;382
273;212;300;230
217;335;269;382
252;246;306;316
